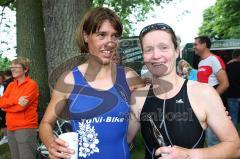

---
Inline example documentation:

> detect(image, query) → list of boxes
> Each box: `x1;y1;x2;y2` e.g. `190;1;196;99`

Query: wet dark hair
194;36;211;49
76;7;123;53
139;23;178;50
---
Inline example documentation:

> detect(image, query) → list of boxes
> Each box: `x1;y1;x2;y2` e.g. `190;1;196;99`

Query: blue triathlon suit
68;65;131;159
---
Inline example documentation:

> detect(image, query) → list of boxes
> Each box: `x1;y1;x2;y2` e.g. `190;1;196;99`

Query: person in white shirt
194;36;229;147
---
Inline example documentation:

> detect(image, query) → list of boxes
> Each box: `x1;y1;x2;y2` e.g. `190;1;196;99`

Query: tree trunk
16;0;50;111
42;0;92;88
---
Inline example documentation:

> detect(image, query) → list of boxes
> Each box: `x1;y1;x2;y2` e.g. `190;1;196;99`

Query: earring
84;37;88;43
83;33;88;43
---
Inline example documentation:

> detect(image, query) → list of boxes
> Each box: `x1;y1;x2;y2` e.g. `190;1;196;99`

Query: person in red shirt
194;36;229;147
0;57;39;159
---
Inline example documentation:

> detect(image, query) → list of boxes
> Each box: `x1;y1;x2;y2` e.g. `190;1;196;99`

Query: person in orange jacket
0;57;39;159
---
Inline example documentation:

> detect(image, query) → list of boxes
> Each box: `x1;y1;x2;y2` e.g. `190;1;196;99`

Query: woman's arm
128;85;149;143
127;90;141;143
155;84;240;159
0;83;18;108
125;67;145;92
39;71;75;159
191;85;240;159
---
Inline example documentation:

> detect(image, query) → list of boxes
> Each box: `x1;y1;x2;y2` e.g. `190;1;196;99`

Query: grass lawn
0;144;10;159
131;132;145;159
0;130;10;159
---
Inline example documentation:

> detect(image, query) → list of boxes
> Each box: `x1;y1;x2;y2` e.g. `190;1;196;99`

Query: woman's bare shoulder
187;80;215;97
124;66;145;91
62;64;87;85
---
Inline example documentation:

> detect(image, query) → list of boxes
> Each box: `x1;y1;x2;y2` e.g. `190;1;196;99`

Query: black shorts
0;109;6;128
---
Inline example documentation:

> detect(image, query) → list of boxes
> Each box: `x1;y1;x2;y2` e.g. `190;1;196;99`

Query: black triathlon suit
140;80;205;159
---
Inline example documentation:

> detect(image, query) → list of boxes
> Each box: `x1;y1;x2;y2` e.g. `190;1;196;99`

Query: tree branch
0;6;6;26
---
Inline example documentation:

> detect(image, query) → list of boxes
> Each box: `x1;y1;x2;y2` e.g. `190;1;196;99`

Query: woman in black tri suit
140;80;205;159
127;23;240;158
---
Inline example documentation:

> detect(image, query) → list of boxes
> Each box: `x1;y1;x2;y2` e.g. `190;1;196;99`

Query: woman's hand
143;77;152;85
18;96;29;107
155;146;192;159
48;138;75;159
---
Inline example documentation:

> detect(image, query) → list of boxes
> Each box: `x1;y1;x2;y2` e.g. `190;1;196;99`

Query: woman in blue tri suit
39;7;143;159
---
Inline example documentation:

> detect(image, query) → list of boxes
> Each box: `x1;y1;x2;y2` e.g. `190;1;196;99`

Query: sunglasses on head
139;23;173;40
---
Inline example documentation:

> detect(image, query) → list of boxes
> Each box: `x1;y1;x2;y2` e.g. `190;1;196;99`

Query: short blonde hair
177;59;192;72
11;57;31;75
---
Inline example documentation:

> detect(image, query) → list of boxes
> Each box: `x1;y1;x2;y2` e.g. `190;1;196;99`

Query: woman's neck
84;58;115;81
152;71;184;99
17;76;26;85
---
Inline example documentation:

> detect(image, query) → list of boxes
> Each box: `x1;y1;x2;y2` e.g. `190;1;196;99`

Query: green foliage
199;0;240;39
1;0;173;36
0;0;12;6
0;54;10;71
0;0;15;9
198;6;217;38
131;132;145;159
93;0;173;36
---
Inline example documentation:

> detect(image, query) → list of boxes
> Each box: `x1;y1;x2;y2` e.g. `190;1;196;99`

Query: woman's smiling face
86;20;120;65
142;30;179;77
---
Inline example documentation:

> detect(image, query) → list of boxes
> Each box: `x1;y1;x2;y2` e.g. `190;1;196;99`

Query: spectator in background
226;49;240;127
177;59;198;81
0;70;13;145
194;36;229;147
0;57;39;159
0;74;4;96
0;73;6;145
3;69;13;89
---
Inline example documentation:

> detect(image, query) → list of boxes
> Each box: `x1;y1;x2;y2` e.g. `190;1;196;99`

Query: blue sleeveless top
67;65;131;159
